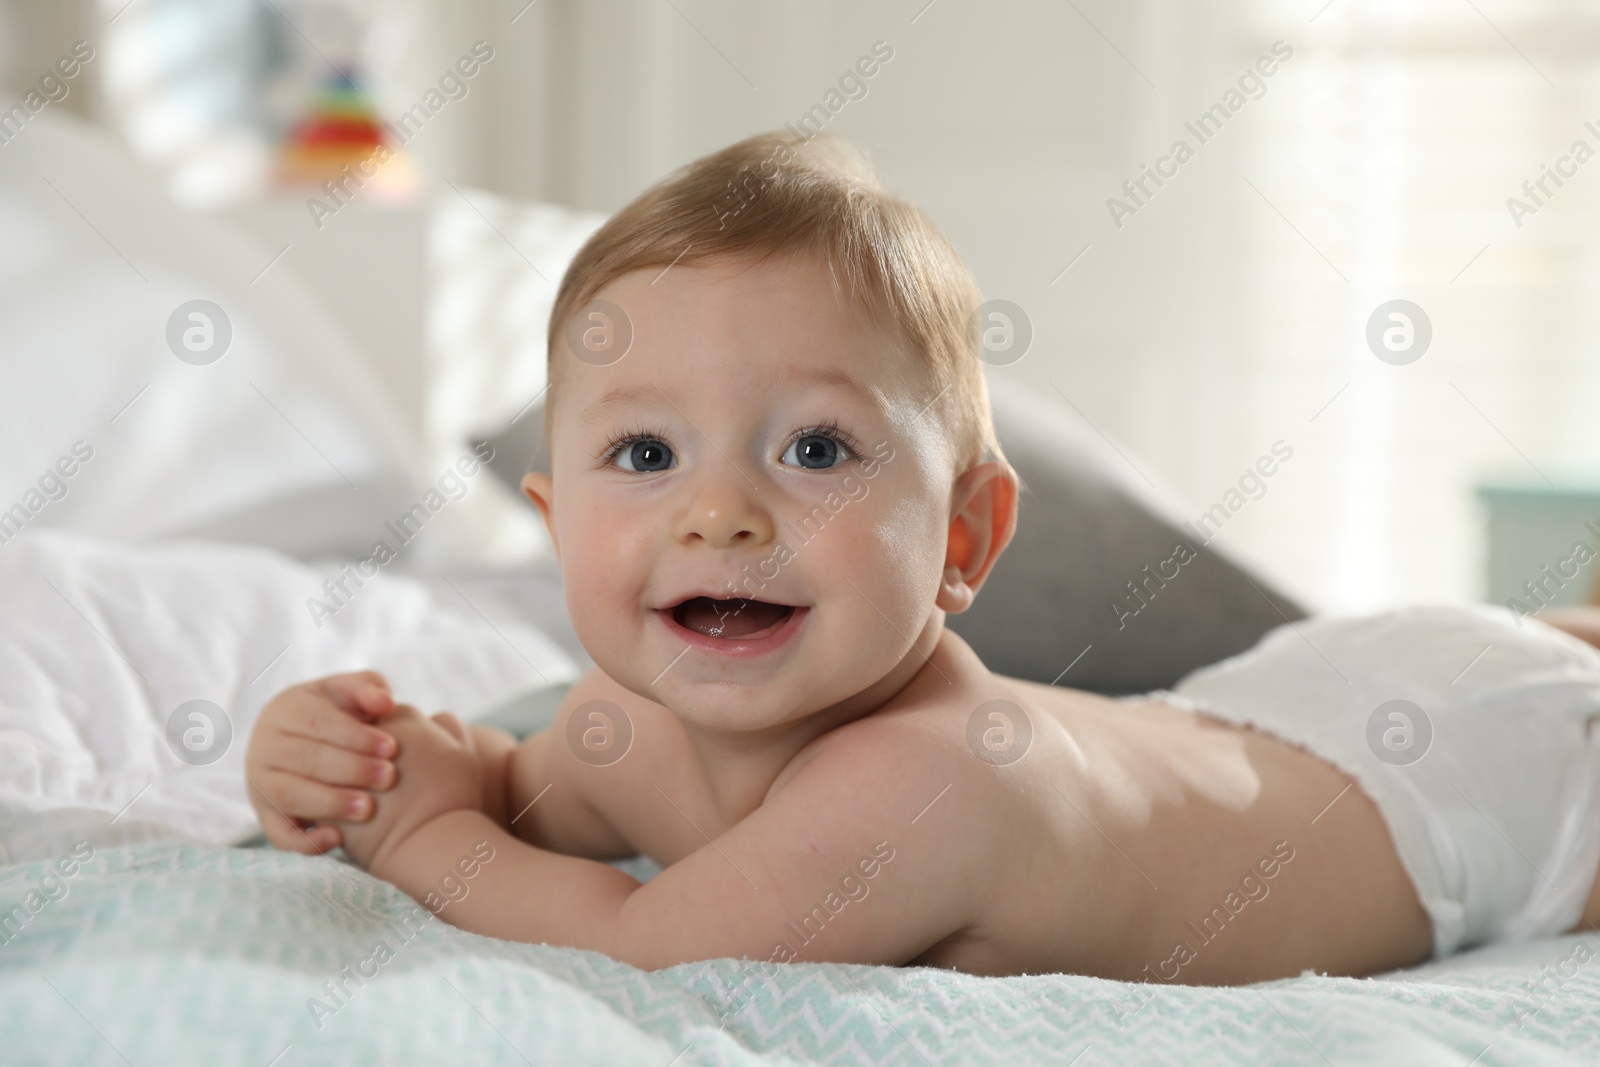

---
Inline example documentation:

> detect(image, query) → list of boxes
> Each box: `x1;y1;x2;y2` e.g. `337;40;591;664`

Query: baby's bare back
530;631;1433;983
914;670;1433;983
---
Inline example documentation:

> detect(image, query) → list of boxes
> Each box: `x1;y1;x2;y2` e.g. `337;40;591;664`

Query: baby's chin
625;665;843;731
663;685;823;734
594;646;884;734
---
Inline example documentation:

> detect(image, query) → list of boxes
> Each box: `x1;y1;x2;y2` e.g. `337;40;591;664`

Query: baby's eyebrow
775;365;867;393
582;368;872;425
581;383;673;425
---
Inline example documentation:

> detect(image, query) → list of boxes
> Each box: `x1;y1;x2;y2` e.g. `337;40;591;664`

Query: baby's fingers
283;697;397;758
256;770;375;823
270;737;395;791
256;806;340;854
314;671;395;721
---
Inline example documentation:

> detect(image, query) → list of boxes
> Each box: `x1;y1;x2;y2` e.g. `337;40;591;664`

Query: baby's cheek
560;516;652;654
873;495;949;596
817;494;943;627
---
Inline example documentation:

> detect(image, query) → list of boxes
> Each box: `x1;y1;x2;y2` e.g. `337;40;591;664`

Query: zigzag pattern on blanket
1;845;1598;1066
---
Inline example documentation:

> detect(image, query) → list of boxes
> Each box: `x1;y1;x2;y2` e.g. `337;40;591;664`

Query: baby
246;131;1600;985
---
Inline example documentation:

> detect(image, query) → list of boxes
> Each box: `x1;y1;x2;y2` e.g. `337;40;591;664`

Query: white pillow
429;187;604;442
0;530;578;865
0;111;429;559
409;187;606;568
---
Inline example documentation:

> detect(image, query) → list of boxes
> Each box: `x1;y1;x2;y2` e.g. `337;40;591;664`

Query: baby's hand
335;705;486;873
245;671;398;854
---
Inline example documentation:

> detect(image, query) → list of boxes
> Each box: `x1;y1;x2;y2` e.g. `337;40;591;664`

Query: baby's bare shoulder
766;639;1057;823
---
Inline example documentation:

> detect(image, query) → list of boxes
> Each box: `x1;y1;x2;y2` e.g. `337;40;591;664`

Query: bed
3;113;1596;1066
4;841;1597;1065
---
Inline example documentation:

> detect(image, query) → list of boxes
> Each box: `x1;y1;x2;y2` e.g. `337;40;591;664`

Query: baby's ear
520;472;559;555
935;461;1018;614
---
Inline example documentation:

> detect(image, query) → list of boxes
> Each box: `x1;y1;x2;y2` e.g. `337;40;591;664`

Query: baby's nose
673;481;775;547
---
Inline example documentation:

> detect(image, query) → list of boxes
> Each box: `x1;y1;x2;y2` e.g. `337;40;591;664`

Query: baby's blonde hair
546;130;1000;472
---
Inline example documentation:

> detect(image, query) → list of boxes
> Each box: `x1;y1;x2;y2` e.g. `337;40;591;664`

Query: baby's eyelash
597;422;862;466
598;425;671;465
786;421;861;456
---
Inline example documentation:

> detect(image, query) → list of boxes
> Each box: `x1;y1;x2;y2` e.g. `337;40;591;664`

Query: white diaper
1159;604;1600;959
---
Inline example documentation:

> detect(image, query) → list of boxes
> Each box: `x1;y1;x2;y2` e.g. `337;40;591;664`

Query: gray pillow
476;376;1304;695
946;377;1305;693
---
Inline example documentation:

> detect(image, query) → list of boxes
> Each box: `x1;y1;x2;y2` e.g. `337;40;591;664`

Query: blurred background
3;0;1599;615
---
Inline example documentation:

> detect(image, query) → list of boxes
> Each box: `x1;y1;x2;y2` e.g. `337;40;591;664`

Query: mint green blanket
3;844;1597;1065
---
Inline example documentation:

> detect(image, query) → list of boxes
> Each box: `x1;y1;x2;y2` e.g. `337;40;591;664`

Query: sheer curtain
419;0;1600;612
1125;0;1600;612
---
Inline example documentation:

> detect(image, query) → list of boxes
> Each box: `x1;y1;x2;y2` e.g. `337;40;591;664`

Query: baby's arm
466;723;516;826
246;669;633;860
343;711;972;969
495;672;654;860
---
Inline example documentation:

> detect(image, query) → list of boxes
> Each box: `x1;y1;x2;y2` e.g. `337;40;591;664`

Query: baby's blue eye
616;439;674;472
782;434;849;469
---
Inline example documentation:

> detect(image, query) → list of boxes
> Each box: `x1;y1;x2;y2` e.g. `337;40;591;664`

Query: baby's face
534;251;960;732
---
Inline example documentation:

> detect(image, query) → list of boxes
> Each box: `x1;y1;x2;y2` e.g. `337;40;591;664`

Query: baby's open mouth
671;596;796;639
